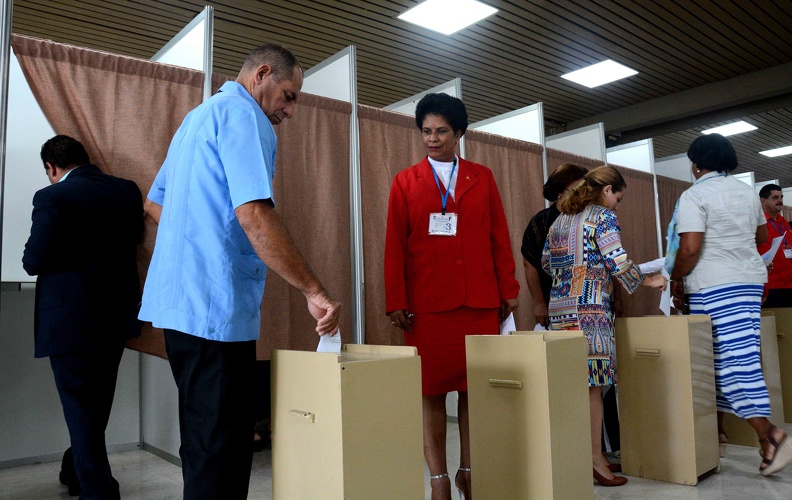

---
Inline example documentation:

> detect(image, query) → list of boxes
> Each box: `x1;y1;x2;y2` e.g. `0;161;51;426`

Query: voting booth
722;314;785;446
271;344;423;499
766;308;792;423
466;331;593;500
616;315;720;485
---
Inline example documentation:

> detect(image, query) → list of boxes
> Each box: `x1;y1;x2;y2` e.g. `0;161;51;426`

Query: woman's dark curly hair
687;133;738;173
415;93;468;136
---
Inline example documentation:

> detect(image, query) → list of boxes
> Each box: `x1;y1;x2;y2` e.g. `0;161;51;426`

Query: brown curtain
783;206;792;223
465;131;545;330
656;174;692;243
13;34;203;358
358;106;425;346
608;166;662;317
258;94;352;357
546;148;605;174
13;34;352;360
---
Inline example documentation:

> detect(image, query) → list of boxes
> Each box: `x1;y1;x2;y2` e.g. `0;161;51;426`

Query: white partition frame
303;46;364;344
755;179;780;193
0;0;9;281
150;5;214;101
470;102;547;204
655;153;693;182
734;171;756;188
1;51;54;282
545;122;606;162
385;78;465;158
607;139;663;257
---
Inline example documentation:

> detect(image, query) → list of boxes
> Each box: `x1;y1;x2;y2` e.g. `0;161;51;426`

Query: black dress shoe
59;448;81;496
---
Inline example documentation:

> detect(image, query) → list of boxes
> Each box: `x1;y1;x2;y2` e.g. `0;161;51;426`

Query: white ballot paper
533;323;548;331
499;313;515;335
762;233;786;266
638;259;672;317
316;329;342;354
658;269;671;317
638;257;666;274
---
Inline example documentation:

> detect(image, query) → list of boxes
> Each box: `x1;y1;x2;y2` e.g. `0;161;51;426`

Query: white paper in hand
499;313;516;335
659;269;671;317
762;233;786;266
316;330;342;354
638;257;666;274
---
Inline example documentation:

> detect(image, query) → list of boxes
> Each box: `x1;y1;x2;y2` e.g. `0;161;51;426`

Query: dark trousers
164;329;255;500
50;343;125;500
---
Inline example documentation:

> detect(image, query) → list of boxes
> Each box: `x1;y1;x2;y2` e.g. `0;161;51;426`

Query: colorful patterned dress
541;204;644;386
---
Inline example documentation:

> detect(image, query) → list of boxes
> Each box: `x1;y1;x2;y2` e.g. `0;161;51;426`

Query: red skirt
403;306;499;396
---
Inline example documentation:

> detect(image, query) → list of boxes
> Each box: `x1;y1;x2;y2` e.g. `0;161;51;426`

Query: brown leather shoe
593;467;628;486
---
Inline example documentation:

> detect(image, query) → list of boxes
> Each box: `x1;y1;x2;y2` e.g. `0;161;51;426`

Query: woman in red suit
385;93;519;500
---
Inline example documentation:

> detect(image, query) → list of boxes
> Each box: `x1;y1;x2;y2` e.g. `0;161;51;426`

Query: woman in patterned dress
669;133;792;476
542;165;667;486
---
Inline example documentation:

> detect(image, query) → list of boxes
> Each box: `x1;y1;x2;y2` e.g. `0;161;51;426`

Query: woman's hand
533;302;550;329
643;273;667;290
500;298;518;323
388;309;413;332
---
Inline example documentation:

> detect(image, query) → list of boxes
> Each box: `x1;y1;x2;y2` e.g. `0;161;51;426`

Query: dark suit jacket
23;164;144;357
384;157;520;314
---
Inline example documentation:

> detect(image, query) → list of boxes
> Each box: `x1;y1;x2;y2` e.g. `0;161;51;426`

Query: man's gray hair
240;43;302;82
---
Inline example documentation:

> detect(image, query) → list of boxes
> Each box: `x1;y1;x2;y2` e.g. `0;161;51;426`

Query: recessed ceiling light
760;146;792;158
701;121;757;137
560;60;638;88
398;0;497;36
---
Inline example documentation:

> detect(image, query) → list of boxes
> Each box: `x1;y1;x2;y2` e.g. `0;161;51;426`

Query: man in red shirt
758;184;792;308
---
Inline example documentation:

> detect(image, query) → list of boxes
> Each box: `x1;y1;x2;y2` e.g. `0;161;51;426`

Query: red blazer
384;157;519;314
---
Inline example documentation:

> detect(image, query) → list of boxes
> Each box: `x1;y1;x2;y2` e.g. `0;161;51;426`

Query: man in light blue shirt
140;44;340;499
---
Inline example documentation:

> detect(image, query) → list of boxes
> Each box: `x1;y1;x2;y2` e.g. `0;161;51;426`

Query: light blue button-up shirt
139;81;276;341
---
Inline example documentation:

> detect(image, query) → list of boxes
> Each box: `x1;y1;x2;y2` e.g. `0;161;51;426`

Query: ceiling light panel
701;121;757;137
398;0;498;36
760;146;792;158
561;60;639;88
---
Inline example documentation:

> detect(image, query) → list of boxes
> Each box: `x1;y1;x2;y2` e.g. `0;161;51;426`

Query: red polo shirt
758;211;792;290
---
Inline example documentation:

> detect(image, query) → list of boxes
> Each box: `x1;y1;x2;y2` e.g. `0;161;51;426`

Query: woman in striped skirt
669;133;792;476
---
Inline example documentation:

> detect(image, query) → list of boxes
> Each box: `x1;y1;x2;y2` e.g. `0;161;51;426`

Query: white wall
0;285;140;467
140;353;181;463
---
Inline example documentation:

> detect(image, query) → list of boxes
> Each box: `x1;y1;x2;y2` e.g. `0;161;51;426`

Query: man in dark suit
23;135;143;499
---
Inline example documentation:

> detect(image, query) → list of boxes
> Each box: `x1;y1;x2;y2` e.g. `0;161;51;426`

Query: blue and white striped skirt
689;282;770;419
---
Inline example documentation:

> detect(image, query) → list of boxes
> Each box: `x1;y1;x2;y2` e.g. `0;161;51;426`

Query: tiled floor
3;422;792;499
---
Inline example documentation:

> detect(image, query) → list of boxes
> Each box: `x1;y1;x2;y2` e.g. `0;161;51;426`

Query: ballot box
271;344;423;499
766;308;792;424
722;314;785;446
466;331;593;500
616;315;719;485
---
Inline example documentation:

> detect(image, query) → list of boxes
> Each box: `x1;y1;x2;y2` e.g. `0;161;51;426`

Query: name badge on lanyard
769;219;792;258
428;158;458;237
429;213;458;236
